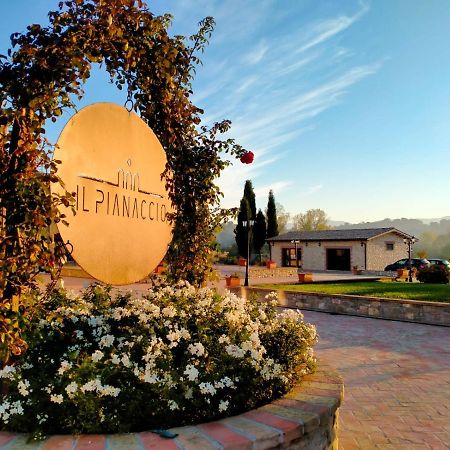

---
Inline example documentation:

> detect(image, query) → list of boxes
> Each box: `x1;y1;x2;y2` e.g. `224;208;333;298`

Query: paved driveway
301;311;450;449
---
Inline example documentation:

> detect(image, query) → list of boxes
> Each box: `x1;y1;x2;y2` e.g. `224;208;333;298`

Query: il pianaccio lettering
74;167;168;222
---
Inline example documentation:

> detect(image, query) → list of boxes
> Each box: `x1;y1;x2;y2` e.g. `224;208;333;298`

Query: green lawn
257;280;450;303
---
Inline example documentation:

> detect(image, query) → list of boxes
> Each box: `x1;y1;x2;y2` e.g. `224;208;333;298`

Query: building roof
266;227;415;242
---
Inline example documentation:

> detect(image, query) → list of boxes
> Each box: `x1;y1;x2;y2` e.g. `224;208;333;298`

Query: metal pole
244;223;250;286
295;241;298;268
408;240;413;282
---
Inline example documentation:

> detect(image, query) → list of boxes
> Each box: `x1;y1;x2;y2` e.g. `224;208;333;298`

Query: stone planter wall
0;365;343;450
231;287;450;327
249;267;297;278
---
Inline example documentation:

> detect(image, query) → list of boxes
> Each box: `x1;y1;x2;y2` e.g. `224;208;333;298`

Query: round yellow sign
52;103;173;284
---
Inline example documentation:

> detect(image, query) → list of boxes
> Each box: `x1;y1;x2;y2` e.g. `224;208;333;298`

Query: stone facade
366;233;406;271
271;240;366;271
270;230;410;272
0;365;343;450
233;286;450;327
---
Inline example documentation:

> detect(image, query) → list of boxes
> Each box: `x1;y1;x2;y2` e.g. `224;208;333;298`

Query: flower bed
0;283;317;437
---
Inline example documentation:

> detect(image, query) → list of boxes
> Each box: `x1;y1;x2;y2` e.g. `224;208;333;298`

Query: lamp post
290;239;300;269
243;219;254;286
403;237;417;282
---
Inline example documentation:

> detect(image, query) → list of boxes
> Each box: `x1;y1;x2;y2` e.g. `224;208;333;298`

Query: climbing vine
0;0;249;361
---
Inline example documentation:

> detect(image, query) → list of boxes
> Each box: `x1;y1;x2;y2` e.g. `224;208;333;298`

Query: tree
243;180;256;219
292;209;330;231
276;202;291;234
234;198;252;258
266;190;278;238
253;209;267;264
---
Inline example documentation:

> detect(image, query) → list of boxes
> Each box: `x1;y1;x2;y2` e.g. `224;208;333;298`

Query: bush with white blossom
0;282;317;435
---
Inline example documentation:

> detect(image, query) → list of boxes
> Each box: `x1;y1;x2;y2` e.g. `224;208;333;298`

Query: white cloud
275;53;321;77
244;40;269;65
254;181;293;199
235;76;258;94
304;184;324;196
168;0;379;212
295;3;369;54
333;47;354;60
227;62;382;145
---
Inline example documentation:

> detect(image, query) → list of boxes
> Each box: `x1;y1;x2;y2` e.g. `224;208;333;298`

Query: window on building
386;242;395;251
281;248;302;267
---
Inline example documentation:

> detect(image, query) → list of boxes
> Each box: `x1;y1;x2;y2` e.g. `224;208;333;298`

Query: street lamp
242;219;254;286
290;239;300;269
403;237;417;282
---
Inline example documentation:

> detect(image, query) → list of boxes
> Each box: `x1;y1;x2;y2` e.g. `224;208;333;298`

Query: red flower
240;151;254;164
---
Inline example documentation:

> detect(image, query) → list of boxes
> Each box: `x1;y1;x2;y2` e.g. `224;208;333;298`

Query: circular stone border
0;364;343;450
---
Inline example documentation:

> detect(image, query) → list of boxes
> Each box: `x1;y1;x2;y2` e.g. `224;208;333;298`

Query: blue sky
1;1;450;223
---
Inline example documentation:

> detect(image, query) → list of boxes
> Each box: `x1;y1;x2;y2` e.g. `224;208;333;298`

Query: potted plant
238;257;247;267
297;268;313;283
225;272;241;286
266;260;277;269
352;266;363;275
396;268;409;280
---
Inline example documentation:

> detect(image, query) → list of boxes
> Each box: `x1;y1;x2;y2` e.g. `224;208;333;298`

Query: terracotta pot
298;273;313;283
225;276;240;287
396;269;409;279
238;257;247;267
266;261;277;269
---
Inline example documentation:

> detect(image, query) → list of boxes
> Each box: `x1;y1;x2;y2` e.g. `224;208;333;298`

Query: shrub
417;265;449;284
0;284;316;436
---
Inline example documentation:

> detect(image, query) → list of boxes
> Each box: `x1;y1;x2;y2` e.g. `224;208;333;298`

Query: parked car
427;258;450;269
384;258;430;271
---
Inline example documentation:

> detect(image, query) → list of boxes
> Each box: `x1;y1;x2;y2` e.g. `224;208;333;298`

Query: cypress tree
253;209;267;264
243;180;256;219
234;198;252;258
266;190;278;238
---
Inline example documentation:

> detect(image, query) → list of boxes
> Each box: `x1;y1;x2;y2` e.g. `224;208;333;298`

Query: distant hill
329;220;348;227
418;216;450;224
332;217;450;258
216;221;236;249
333;217;450;239
333;218;426;237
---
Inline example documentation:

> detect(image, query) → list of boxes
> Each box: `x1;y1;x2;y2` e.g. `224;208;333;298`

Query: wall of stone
367;234;406;271
271;240;366;271
0;365;343;450
232;286;450;327
249;266;297;278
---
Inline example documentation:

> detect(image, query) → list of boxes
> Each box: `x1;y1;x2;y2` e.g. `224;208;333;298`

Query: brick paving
302;311;450;449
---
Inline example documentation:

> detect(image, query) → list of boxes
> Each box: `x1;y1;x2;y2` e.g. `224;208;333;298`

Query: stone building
267;228;415;272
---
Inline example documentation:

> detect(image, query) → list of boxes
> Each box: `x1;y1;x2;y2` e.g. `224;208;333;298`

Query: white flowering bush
0;283;317;435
